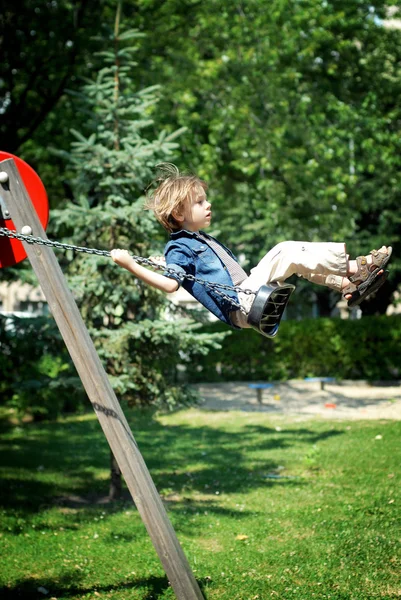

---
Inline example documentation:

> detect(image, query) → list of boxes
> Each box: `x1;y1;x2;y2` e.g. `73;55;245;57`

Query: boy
111;164;391;329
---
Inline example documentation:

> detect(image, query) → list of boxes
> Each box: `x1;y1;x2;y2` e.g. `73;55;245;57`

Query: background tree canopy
130;0;401;313
2;0;401;317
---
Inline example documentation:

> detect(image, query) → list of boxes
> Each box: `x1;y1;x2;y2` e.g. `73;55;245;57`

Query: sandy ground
193;380;401;420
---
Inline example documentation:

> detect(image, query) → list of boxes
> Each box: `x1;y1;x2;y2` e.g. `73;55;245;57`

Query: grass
0;407;400;600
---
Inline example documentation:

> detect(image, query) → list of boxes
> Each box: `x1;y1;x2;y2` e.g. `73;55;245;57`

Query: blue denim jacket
164;229;242;328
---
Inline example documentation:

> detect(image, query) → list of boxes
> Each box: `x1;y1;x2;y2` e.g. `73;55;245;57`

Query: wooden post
0;158;204;600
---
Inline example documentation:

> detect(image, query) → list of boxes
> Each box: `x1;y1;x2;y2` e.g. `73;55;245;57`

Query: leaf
164;127;188;142
114;305;124;317
117;29;145;41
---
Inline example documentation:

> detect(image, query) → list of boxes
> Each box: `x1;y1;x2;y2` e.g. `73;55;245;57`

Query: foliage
0;411;400;599
50;9;224;409
0;0;107;153
186;314;401;382
1;1;128;214
130;0;401;312
4;1;401;316
0;315;85;420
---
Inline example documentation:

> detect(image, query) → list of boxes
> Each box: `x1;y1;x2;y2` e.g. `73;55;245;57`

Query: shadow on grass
0;410;344;524
0;571;209;600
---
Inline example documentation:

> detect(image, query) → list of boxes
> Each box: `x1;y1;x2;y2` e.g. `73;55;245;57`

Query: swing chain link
0;227;254;314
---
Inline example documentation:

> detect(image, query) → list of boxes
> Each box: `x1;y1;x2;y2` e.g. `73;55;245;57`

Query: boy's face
175;188;212;232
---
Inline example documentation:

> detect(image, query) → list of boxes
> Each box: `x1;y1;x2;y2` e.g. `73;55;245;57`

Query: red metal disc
0;151;49;268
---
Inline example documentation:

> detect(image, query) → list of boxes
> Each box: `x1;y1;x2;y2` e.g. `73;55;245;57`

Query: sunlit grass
0;408;400;599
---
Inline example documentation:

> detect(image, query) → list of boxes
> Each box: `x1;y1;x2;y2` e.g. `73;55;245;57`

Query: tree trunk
109;449;122;500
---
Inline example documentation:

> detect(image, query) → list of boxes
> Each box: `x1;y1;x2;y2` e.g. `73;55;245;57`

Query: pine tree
51;3;224;498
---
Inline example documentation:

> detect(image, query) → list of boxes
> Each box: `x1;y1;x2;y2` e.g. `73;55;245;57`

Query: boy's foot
342;246;392;307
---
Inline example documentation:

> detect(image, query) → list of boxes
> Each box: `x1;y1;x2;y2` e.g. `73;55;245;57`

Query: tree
0;314;85;421
0;0;104;152
128;0;401;314
6;0;400;315
0;1;125;209
51;3;223;498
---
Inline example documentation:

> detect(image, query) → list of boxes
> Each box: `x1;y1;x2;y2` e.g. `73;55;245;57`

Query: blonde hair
145;163;207;232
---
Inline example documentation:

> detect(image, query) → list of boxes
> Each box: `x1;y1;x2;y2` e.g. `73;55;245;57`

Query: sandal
342;246;392;308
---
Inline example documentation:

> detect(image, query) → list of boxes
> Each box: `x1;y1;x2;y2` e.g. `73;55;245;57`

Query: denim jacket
164;229;242;328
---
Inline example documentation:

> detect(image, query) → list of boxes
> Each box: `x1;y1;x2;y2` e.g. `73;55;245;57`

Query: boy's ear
171;208;184;222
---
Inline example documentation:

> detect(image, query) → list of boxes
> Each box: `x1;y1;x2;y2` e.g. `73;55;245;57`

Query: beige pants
231;241;348;328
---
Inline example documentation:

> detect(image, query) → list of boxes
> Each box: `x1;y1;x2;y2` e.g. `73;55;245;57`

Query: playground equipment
0;152;49;268
247;282;294;338
0;151;295;598
0;153;294;339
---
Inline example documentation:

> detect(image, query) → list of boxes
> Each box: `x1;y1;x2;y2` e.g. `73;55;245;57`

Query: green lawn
0;408;400;599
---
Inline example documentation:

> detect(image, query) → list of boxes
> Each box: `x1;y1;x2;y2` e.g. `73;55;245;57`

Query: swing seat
247;282;295;338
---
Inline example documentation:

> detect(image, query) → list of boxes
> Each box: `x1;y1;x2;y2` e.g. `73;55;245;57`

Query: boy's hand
110;249;133;268
110;249;177;293
149;255;166;267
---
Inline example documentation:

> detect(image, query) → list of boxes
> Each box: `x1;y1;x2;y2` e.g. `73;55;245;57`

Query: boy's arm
110;249;179;293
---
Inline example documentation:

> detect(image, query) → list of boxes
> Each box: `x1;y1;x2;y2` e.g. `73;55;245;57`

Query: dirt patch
193;380;401;420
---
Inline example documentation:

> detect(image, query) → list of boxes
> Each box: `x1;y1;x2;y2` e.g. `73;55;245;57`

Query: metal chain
0;226;255;314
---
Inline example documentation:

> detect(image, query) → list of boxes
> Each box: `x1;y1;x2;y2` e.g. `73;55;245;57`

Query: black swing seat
247;282;295;338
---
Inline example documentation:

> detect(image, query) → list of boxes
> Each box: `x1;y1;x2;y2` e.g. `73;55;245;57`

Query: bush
0;315;86;420
185;314;401;382
3;312;399;421
0;313;225;420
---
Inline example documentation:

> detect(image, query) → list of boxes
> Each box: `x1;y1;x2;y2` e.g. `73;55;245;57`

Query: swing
247;282;295;338
0;223;294;338
0;153;295;338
